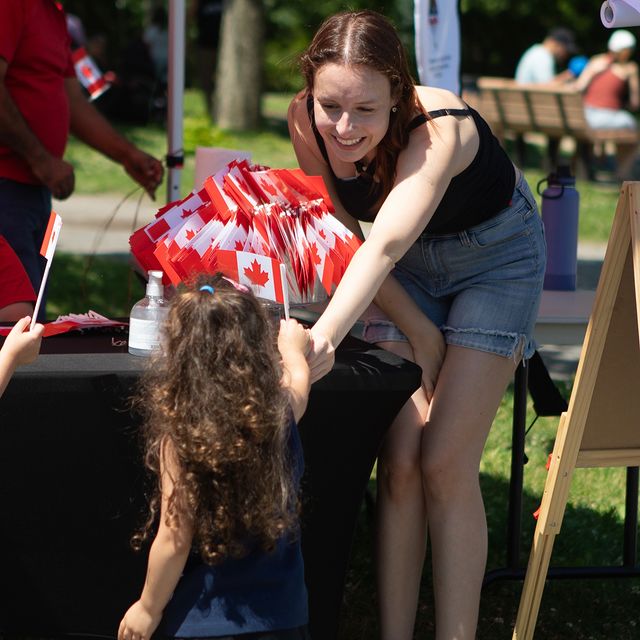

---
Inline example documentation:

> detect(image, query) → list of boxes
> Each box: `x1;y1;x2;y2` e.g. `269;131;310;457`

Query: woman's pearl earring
391;106;398;113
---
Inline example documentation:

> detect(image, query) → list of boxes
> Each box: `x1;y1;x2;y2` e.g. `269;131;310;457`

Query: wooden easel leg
512;531;557;639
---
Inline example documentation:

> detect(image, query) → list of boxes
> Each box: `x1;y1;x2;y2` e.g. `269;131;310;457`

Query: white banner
414;0;461;95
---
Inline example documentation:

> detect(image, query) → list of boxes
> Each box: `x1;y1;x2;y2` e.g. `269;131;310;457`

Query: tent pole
167;0;185;203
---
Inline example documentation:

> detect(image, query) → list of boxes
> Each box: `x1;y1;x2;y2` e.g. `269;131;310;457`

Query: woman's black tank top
307;94;516;235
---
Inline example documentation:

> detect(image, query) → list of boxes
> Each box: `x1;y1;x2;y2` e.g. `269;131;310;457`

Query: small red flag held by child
31;210;62;328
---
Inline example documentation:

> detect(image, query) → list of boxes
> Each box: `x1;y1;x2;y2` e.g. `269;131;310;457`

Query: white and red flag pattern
129;160;362;304
72;47;111;101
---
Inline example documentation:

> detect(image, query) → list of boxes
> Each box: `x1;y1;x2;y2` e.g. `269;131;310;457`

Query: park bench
476;76;639;177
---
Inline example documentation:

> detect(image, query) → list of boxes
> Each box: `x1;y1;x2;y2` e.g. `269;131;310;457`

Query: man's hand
122;148;164;200
31;154;75;200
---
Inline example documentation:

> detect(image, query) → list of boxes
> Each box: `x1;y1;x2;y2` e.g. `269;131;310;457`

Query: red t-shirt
0;236;36;309
0;0;75;184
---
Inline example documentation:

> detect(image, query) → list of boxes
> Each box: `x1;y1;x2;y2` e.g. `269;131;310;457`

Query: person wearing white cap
575;29;639;179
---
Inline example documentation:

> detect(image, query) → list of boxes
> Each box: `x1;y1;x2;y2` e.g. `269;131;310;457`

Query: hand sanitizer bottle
128;270;169;356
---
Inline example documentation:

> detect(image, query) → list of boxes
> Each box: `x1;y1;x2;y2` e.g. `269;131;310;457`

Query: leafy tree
460;0;621;78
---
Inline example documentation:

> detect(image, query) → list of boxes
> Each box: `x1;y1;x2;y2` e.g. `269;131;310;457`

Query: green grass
339;389;640;640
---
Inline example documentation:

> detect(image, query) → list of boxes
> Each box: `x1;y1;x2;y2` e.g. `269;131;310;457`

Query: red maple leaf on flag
180;208;194;219
234;240;244;251
259;178;278;197
244;259;270;287
318;228;327;240
309;242;321;265
81;64;93;80
185;229;196;241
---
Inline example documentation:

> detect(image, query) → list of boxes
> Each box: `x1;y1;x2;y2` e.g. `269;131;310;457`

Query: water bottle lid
548;164;575;186
146;270;164;297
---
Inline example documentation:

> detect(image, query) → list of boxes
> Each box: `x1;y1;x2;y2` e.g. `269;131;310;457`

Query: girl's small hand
117;600;161;640
278;319;310;357
2;316;44;367
308;327;336;383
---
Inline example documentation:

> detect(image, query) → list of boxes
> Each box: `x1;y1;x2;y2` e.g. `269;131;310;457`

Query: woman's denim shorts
362;174;546;360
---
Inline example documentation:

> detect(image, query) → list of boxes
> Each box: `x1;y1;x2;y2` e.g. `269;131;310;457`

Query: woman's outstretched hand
307;327;336;383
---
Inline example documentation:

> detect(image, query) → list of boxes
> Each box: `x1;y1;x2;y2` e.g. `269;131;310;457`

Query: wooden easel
512;182;640;639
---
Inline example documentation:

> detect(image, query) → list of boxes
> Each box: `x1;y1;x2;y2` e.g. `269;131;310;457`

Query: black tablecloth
0;330;420;639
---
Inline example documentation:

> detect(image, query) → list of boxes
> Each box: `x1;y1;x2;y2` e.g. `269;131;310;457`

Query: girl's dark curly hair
132;274;296;565
300;10;427;200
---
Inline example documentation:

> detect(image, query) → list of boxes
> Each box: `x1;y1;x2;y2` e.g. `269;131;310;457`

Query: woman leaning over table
287;10;546;640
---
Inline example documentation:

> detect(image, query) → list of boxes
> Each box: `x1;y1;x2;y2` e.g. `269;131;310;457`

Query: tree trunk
214;0;263;130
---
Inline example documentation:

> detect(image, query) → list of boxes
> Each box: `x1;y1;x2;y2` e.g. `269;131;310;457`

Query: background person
515;26;578;84
514;27;579;167
118;275;312;640
0;235;35;323
0;0;164;318
288;10;545;639
575;29;639;179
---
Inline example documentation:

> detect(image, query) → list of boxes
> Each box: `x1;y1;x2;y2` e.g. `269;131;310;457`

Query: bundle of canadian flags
129;160;362;304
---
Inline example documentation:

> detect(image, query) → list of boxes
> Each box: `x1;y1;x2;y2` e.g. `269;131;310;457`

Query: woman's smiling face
313;63;394;164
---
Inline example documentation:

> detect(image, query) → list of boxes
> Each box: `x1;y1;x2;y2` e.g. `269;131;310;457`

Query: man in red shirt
0;0;164;316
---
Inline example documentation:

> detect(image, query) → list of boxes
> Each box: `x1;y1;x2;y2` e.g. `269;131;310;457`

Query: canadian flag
153;208;215;285
31;210;63;328
172;217;226;281
40;210;63;261
215;250;285;303
305;223;334;294
72;47;110;101
145;189;208;243
204;172;237;222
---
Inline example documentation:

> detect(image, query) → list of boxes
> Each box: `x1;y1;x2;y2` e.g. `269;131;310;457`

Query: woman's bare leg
421;345;517;640
376;340;430;640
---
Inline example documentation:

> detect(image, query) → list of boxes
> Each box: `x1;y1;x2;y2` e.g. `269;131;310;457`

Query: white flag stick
31;260;53;330
280;262;290;321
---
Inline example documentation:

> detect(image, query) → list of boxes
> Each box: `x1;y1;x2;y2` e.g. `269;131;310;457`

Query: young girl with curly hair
118;274;312;640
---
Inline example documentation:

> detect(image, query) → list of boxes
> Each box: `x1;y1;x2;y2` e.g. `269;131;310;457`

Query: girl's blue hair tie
199;285;215;295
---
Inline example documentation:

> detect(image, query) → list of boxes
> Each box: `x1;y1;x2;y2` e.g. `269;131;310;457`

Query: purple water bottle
539;166;579;290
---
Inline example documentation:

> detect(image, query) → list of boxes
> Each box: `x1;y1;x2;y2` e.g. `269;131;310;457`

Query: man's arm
0;58;75;199
65;78;163;198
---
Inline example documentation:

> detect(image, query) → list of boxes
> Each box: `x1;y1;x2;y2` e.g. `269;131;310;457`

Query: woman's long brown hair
300;10;427;199
132;274;296;565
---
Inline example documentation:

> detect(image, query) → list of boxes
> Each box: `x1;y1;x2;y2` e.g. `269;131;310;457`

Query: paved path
54;193;159;256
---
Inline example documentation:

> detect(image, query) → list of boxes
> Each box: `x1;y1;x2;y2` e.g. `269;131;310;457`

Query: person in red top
575;29;640;179
0;0;164;317
0;235;36;322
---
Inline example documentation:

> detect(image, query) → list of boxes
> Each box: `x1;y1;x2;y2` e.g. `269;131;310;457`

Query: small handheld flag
31;211;62;329
72;47;111;101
